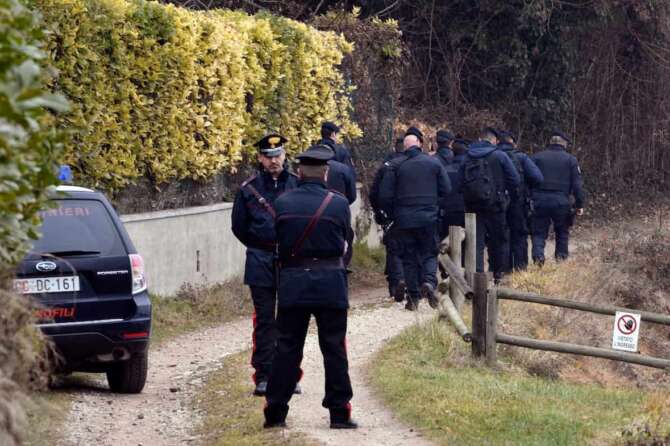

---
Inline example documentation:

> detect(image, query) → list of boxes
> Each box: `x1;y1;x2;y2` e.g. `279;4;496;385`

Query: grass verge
194;350;314;446
348;241;386;290
151;279;252;345
370;320;670;446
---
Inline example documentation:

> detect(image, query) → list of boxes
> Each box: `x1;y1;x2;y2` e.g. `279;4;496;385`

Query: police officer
231;134;298;396
531;129;585;264
369;137;406;301
498;131;544;271
319;121;354;171
434;130;466;241
326;155;356;204
459;128;520;283
378;127;451;310
264;145;357;430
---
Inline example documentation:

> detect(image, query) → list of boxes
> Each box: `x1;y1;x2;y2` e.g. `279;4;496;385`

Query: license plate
13;276;80;294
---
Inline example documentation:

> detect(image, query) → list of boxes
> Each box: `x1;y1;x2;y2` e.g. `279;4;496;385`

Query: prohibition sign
617;314;637;335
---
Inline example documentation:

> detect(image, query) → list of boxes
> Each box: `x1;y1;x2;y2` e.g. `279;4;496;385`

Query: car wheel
106;351;148;394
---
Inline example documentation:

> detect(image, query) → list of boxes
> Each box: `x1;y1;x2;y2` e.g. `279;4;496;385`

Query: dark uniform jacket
275;180;351;309
327;159;356;204
499;143;544;200
435;146;465;214
231;169;298;287
319;137;354;172
531;144;585;211
458;141;520;209
378;146;451;229
369;151;405;224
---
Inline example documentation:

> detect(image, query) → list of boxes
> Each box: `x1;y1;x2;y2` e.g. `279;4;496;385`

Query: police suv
13;185;151;393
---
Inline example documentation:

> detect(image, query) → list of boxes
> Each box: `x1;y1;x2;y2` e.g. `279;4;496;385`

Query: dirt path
58;288;436;446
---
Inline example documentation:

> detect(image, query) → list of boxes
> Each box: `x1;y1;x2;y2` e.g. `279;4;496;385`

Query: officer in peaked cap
377;127;451;311
231;133;299;397
264;144;357;430
530;129;585;265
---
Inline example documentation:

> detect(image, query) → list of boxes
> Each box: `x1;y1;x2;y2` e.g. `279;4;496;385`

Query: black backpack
462;152;501;212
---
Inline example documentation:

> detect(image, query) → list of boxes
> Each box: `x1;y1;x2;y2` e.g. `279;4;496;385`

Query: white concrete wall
121;185;381;296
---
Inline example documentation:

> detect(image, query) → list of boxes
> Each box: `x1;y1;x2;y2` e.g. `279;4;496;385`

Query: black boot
330;407;358;429
393;280;406;302
405;296;419;311
264;404;288;428
421;282;439;309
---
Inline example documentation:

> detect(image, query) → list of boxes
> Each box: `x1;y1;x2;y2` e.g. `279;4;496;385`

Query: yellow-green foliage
36;0;360;189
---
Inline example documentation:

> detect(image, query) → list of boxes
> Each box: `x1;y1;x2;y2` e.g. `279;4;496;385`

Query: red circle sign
617;315;637;335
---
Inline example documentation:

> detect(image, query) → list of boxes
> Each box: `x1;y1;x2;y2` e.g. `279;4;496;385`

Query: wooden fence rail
475;277;670;370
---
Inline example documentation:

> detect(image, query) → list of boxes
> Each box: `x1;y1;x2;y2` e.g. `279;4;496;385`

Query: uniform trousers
249;286;277;383
531;206;571;262
504;201;529;271
395;224;439;298
382;229;405;295
265;307;353;420
475;211;508;279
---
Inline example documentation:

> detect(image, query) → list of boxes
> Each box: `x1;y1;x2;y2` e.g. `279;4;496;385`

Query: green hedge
36;0;360;189
0;0;67;271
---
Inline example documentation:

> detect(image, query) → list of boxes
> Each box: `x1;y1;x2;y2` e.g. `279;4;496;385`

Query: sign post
612;311;641;352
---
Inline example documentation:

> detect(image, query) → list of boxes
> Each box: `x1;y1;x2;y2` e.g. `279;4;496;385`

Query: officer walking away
264;145;357;430
530;129;585;265
378;127;451;310
498;131;544;271
434;130;466;241
319;121;355;172
459;128;520;283
231;134;299;396
369;137;406;301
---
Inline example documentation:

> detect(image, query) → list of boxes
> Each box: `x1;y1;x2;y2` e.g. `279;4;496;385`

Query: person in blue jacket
531;129;585;264
498;131;544;271
458;128;520;283
264;144;357;430
434;129;466;241
378;127;451;310
231;134;299;396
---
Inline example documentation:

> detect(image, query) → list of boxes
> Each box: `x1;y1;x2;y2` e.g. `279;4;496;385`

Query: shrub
36;0;360;190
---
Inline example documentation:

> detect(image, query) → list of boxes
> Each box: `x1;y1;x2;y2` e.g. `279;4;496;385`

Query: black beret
296;144;334;165
436;129;455;144
254;133;287;157
321;121;340;133
551;128;571;144
405;126;424;142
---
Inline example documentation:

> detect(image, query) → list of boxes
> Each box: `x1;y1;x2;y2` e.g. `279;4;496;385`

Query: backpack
462;152;501;212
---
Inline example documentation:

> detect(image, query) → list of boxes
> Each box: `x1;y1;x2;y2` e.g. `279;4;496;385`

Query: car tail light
129;254;147;294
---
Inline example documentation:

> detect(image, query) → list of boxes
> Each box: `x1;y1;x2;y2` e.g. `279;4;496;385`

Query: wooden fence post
472;272;488;358
464;213;477;288
449;226;466;310
486;288;498;367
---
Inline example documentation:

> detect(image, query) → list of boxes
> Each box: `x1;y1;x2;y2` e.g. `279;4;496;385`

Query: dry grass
194;351;315;446
151;279;253;345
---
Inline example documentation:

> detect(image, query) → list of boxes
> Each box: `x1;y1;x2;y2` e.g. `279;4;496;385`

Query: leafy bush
36;0;360;190
0;0;67;272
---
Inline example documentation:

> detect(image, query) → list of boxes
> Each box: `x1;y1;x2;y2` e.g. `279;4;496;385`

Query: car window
31;199;126;257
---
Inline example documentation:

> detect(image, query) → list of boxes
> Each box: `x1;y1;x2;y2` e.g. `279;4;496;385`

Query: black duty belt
281;257;344;269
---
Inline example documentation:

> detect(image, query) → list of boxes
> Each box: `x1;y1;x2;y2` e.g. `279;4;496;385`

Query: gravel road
58;287;435;446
